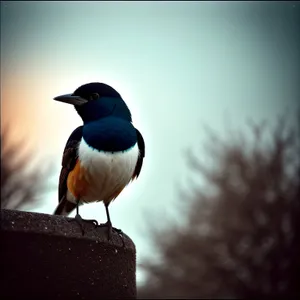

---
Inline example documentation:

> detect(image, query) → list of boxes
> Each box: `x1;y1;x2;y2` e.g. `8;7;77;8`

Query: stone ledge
0;209;136;299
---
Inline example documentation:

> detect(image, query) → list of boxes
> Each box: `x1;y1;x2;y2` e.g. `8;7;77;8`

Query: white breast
67;137;139;204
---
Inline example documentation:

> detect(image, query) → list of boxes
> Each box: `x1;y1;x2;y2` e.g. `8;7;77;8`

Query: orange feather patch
67;159;89;199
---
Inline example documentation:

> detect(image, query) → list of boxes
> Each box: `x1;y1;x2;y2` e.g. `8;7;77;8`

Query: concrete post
0;209;136;299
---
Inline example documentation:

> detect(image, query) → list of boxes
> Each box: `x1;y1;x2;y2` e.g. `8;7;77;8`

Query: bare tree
138;113;300;298
1;126;54;211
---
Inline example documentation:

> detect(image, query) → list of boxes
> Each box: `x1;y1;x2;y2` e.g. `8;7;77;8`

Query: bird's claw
95;221;113;240
68;214;99;236
95;222;125;246
114;228;125;247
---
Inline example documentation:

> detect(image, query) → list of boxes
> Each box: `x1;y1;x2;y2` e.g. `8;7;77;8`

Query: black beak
53;93;88;106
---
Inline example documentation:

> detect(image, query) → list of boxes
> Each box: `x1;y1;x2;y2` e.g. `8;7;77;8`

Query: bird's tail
54;196;76;216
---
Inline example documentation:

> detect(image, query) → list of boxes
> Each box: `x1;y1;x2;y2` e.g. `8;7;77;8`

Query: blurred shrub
1;126;54;211
138;113;300;298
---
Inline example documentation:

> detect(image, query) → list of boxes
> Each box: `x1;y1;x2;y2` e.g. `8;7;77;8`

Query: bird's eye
90;93;100;101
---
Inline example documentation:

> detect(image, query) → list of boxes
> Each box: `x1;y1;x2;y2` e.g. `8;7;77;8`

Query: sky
1;1;299;285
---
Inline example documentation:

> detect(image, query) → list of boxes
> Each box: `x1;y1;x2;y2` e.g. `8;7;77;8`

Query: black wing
132;128;145;180
58;126;83;203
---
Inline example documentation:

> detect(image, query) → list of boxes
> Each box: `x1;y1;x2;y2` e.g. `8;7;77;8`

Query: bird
53;82;145;240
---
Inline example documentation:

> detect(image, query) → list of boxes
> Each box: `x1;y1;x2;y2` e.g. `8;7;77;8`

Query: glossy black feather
58;126;83;203
132;128;145;179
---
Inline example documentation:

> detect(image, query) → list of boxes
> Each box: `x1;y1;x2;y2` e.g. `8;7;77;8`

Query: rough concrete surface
0;209;136;299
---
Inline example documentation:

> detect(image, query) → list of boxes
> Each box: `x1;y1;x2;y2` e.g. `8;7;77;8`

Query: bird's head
54;82;132;123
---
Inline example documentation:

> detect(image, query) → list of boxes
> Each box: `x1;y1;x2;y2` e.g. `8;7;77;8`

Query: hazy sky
1;1;299;284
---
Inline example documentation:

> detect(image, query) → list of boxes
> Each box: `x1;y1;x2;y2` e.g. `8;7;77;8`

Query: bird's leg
96;203;113;239
68;200;99;235
75;202;99;227
96;203;125;245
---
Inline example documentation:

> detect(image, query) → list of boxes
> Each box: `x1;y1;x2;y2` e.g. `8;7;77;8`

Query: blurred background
1;1;299;298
